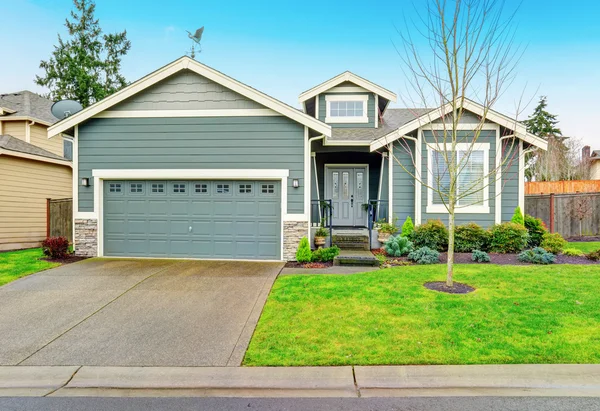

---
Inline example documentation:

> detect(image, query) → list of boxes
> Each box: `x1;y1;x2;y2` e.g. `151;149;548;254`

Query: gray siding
501;137;520;221
432;110;489;123
392;140;416;223
317;92;376;128
78;116;305;214
113;70;264;111
421;130;497;227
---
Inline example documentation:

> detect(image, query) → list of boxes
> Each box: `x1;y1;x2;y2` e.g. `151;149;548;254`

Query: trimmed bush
411;220;448;251
454;223;490;252
562;248;584;257
295;237;312;263
408;246;440;264
524;214;547;247
311;245;340;262
511;206;524;226
471;250;491;263
540;232;567;254
384;235;413;257
401;216;414;237
518;247;556;264
587;249;600;261
41;236;70;259
489;222;528;253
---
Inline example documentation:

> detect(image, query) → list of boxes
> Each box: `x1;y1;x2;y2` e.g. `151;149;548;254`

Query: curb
0;366;80;397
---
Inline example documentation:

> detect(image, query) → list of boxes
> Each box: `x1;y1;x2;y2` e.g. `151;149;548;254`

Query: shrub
540;232;567;254
384;235;413;257
411;220;448;251
408;246;440;264
587;249;600;261
471;250;491;263
454;223;490;252
311;245;340;262
524;214;547;247
377;217;398;235
511;206;524;226
518;247;556;264
562;248;584;257
41;236;70;259
401;216;414;237
489;222;528;253
295;237;312;263
314;226;329;237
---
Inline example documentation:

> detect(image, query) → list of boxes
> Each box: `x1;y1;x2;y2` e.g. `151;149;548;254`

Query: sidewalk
2;364;600;398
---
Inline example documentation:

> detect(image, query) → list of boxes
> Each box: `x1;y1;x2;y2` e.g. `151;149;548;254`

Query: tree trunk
446;203;455;287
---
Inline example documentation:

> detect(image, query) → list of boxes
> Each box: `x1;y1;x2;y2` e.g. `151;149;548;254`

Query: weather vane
186;26;204;59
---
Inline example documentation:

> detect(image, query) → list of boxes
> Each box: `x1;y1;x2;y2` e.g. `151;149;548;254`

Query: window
325;95;368;123
63;139;73;161
216;184;230;194
151;183;164;193
427;143;490;213
130;183;143;193
173;183;186;193
109;183;121;193
239;184;252;194
261;184;275;194
195;183;208;193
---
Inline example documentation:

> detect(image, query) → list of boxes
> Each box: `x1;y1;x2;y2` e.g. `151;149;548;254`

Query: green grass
567;242;600;254
244;264;600;366
0;248;60;287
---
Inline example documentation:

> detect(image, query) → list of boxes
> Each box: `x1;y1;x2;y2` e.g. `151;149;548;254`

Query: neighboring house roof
0;91;59;125
369;99;548;151
298;71;398;103
48;56;332;138
329;108;433;144
0;134;70;166
591;150;600;159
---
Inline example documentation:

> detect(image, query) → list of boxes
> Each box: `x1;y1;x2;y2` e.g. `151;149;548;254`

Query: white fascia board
1;116;53;127
91;169;290;179
95;109;280;118
324;139;372;146
298;71;397;103
48;56;331;138
0;148;72;167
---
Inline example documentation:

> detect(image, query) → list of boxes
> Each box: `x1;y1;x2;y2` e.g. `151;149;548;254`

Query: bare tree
527;136;586;181
391;0;524;287
570;196;593;237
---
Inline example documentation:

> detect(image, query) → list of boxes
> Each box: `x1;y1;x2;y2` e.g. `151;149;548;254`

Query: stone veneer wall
283;221;309;261
74;219;98;257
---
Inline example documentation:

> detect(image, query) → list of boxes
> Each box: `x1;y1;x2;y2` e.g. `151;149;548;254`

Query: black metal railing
367;200;389;248
310;199;333;239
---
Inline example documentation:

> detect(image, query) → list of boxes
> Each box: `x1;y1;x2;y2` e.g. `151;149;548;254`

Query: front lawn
244;264;600;366
568;242;600;254
0;248;60;287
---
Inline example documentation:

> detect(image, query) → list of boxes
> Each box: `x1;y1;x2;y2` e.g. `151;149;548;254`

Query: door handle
189;226;192;233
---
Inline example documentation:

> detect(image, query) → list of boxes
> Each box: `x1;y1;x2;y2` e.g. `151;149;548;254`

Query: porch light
81;177;90;187
292;179;299;188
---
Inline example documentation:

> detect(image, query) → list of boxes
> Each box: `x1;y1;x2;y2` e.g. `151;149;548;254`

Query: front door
325;166;367;227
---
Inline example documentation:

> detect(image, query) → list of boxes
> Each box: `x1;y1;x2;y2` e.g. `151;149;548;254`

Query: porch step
334;250;379;267
331;235;370;251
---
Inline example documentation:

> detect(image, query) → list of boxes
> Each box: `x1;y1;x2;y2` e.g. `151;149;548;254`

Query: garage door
103;180;281;260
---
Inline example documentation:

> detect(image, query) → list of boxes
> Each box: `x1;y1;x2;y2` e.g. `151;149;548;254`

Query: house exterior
589;149;600;180
0;91;73;251
48;56;547;261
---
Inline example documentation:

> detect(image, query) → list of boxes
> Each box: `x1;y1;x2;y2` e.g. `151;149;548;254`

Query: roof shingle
0;91;59;124
0;135;68;161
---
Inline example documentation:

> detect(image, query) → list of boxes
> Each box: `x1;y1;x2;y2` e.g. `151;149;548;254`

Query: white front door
325;166;368;227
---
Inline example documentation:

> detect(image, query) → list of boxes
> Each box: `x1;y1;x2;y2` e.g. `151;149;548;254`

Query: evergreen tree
35;0;131;108
523;96;562;138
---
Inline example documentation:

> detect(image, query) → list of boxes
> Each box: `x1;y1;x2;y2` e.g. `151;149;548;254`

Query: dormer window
325;95;368;123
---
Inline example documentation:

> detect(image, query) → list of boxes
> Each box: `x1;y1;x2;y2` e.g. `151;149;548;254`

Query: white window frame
426;142;490;214
325;94;368;124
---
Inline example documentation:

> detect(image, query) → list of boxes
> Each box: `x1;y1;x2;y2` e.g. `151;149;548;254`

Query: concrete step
333;250;379;267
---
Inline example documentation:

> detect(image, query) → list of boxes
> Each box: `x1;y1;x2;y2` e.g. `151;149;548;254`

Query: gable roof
0;91;59;125
369;99;548;151
591;150;600;159
48;57;331;138
0;135;70;166
298;71;397;103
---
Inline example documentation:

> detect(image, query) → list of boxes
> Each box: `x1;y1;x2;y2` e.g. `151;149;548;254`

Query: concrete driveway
0;259;283;367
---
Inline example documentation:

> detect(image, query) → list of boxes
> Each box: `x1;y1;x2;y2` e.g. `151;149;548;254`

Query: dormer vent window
325;95;368;123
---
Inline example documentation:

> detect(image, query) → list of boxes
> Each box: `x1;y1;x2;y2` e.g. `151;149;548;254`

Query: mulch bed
424;281;475;294
567;236;600;242
42;255;88;265
284;261;334;269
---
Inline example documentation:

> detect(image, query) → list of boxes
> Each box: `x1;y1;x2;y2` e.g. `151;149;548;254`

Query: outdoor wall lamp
81;177;90;187
292;179;299;188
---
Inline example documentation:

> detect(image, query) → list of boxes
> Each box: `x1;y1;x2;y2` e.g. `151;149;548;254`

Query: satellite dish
51;99;83;119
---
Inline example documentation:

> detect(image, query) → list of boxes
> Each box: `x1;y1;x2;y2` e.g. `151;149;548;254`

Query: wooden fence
525;193;600;238
525;180;600;195
47;198;73;241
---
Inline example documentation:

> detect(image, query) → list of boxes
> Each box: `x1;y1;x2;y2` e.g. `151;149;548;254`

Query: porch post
312;152;321;223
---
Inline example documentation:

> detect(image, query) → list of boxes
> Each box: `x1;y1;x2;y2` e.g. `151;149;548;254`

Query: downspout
376;152;387;220
26;120;35;143
397;133;420;224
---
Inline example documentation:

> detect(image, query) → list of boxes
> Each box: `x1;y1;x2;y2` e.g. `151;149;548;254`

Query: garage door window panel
194;183;210;195
151;182;166;195
171;182;188;194
130;183;144;194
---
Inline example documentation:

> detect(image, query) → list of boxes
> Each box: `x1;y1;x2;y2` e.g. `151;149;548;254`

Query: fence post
549;193;555;233
46;198;51;238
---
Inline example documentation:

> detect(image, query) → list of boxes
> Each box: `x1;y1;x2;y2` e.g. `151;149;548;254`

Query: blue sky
2;0;599;147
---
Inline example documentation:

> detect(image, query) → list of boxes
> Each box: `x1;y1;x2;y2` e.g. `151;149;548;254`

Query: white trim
415;132;422;225
74;212;96;219
421;123;499;131
425;142;491;214
324;94;368;124
388;143;393;223
299;71;397;103
72;125;79;244
0;120;3;135
327;85;369;93
303;127;310;237
283;214;309;221
518;139;525;211
369;99;548;151
315;95;319;120
93;256;286;263
374;93;379;129
48;56;331;138
323;140;372;147
1;116;53;127
494;124;502;224
312;152;321;223
0;148;72;167
94;109;280;119
25;120;33;143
